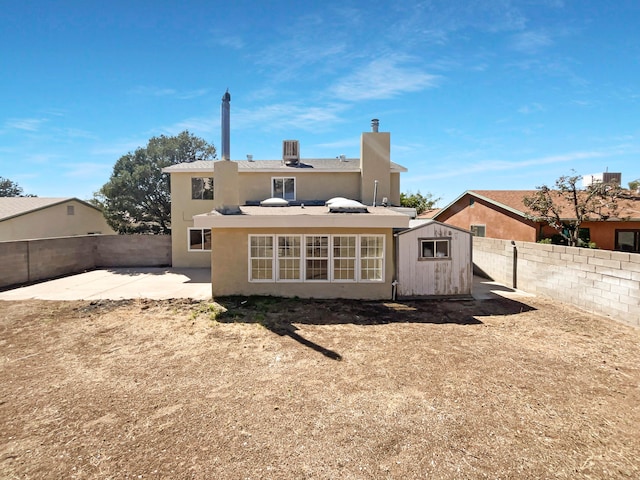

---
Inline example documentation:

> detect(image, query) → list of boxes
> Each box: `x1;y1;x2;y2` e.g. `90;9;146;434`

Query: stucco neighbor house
432;190;640;252
0;197;115;241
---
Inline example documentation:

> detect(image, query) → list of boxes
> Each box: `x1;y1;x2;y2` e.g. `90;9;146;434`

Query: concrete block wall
473;237;640;327
95;235;171;267
0;235;172;289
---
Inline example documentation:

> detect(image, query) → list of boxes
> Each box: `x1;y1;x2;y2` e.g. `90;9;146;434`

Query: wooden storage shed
395;220;473;298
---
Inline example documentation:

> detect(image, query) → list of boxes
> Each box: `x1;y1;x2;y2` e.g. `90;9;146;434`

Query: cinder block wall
474;237;640;327
95;235;171;267
0;235;172;289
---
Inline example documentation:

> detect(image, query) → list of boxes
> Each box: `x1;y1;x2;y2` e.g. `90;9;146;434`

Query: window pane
277;236;301;280
189;229;203;250
421;241;434;258
203;230;212;250
333;258;355;280
250;236;274;281
306;259;328;280
436;240;449;257
278;236;300;257
192;177;214;200
273;178;284;198
284;178;295;200
360;258;382;280
360;236;383;281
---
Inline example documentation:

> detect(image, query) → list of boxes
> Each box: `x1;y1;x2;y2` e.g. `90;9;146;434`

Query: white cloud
4;118;48;132
332;56;440;101
518;103;545;114
234;103;349;132
511;30;553;53
128;86;208;99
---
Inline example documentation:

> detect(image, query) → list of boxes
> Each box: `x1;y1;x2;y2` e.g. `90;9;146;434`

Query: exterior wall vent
282;140;300;166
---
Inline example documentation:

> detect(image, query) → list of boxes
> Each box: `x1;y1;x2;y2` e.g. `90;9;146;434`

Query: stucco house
432;190;640;252
163;92;474;299
163;118;412;299
0;197;115;241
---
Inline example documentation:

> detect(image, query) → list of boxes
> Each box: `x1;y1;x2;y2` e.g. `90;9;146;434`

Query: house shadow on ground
214;295;537;361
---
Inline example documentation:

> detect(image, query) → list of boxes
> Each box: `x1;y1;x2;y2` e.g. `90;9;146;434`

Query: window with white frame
470;225;486;237
277;235;301;281
305;235;329;281
249;236;274;281
419;238;450;259
332;236;356;281
248;234;384;283
272;177;296;201
191;177;214;200
360;235;384;281
188;228;211;251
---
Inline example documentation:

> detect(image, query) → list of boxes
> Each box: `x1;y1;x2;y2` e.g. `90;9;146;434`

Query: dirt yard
1;294;639;479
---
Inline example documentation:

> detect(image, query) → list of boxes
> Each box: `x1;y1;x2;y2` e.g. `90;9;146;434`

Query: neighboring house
433;190;640;252
0;197;115;241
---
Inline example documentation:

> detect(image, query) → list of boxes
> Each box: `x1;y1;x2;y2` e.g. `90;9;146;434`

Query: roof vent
283;140;300;166
247;154;254;162
260;197;290;207
338;154;347;162
327;198;368;213
371;118;379;132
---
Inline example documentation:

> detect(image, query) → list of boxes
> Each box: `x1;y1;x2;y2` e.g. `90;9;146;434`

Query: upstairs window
191;177;214;200
272;177;296;201
419;238;450;259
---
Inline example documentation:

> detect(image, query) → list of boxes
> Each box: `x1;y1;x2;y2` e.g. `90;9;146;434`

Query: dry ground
1;294;639;479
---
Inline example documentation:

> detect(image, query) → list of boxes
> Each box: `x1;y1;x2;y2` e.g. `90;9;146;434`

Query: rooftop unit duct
283;140;300;166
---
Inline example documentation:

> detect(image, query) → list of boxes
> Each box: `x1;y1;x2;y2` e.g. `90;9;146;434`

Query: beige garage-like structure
395;220;473;298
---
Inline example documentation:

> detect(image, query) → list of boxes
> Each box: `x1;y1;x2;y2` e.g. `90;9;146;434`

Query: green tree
0;177;35;197
95;131;216;234
400;191;440;215
523;172;622;247
628;178;640;191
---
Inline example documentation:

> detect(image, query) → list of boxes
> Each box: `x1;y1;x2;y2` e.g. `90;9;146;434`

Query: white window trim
271;177;296;201
276;235;302;282
359;235;385;283
331;235;357;283
248;234;384;283
248;235;275;282
418;237;451;260
188;228;212;252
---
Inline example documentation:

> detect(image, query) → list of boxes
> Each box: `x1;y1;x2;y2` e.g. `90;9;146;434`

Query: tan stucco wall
390;172;401;206
0;200;115;241
360;132;391;206
170;172;215;267
238;171;361;204
210;227;395;299
437;195;538;242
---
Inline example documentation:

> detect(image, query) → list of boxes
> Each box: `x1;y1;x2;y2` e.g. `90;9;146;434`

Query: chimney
221;90;231;160
371;118;379;133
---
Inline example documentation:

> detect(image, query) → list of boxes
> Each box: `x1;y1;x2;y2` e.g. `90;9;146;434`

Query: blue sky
1;0;639;206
